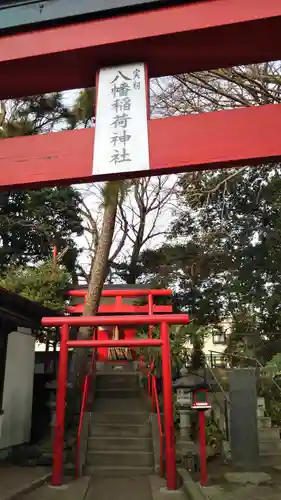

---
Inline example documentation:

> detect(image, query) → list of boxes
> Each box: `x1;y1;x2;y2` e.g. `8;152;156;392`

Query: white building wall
203;335;226;356
184;319;232;364
184;336;227;357
0;329;35;450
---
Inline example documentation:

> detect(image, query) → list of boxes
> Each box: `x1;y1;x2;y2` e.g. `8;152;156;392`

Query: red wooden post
52;324;69;486
151;378;155;413
91;327;96;372
116;295;122;309
44;339;50;374
161;321;177;490
148;293;153;338
199;410;207;486
89;328;96;395
148;368;151;400
52;246;57;264
148;292;153;402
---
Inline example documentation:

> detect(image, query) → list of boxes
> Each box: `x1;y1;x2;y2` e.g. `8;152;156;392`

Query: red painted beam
42;314;189;326
65;304;173;314
1;104;281;189
0;0;281;98
67;339;163;348
67;289;172;297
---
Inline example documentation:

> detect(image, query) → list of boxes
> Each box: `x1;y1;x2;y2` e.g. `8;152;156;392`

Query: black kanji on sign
110;148;131;164
133;68;141;80
111;82;131;98
111;71;132;84
110;130;131;147
112;97;131;113
111;113;131;129
133;67;141;90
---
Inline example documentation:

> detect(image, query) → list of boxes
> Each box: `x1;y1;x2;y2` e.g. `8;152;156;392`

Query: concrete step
96;373;139;389
91;422;151;438
96;371;139;377
259;440;281;453
95;388;140;398
259;427;280;440
88;436;152;452
87;465;154;477
96;375;138;383
87;449;154;467
259;452;281;466
91;411;149;425
96;381;139;391
93;398;146;412
98;362;137;372
258;417;272;429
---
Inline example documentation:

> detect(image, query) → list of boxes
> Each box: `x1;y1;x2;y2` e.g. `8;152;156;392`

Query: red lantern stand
191;389;212;487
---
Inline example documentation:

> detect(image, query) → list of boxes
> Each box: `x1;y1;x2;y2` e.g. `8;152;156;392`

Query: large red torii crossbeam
0;0;281;189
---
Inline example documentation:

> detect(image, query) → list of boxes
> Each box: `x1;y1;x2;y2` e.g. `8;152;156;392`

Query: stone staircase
256;397;281;466
86;362;154;477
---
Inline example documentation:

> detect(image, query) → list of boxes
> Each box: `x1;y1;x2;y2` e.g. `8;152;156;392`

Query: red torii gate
0;0;281;188
42;313;189;490
65;288;173;315
66;288;173;361
1;0;280;490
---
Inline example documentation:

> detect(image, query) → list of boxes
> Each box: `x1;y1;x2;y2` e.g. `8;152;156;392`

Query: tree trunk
71;181;121;388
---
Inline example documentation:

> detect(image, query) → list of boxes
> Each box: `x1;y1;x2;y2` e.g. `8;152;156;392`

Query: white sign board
93;62;150;176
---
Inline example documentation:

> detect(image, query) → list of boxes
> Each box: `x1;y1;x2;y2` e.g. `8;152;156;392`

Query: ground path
198;460;281;500
205;480;281;500
85;476;153;500
0;468;186;500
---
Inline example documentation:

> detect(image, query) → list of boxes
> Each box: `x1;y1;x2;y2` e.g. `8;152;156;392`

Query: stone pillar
257;397;265;418
45;380;58;443
229;369;259;468
179;409;192;440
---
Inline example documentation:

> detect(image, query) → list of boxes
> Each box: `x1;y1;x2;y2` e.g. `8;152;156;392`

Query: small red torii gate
42;313;189;490
66;288;173;361
65;288;173;315
66;288;173;362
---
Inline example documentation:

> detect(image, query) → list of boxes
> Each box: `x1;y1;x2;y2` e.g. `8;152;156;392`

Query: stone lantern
174;366;193;440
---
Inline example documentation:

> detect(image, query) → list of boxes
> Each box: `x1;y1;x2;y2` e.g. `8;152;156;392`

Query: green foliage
0;260;71;310
265;398;281;427
0;94;73;139
0;187;83;274
137;324;190;378
67;88;95;129
0;94;84;277
188;411;223;448
261;376;281;427
260;354;281;426
187;322;208;370
205;415;224;448
173;392;180;429
266;353;281;371
137;166;281;361
133;64;281;361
